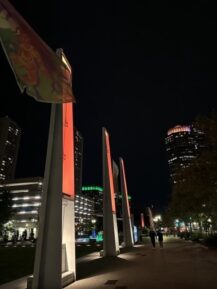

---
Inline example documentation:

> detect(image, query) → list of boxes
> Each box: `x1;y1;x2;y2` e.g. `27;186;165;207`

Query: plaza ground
1;237;217;289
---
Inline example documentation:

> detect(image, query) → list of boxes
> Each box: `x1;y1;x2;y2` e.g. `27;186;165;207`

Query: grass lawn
0;246;35;285
76;243;102;258
0;243;102;285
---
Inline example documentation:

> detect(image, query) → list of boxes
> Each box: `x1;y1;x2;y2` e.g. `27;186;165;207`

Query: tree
0;188;13;232
168;112;217;229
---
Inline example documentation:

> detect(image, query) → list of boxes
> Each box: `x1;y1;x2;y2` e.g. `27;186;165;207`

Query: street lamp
90;218;97;240
153;215;162;222
91;219;96;224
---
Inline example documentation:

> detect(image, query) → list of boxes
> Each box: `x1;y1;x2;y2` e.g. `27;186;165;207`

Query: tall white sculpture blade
102;128;119;256
119;158;134;247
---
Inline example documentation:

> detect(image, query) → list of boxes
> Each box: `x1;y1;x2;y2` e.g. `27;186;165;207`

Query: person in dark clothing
157;230;164;247
149;230;157;247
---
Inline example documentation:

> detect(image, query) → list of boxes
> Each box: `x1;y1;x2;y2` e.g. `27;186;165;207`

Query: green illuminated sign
81;186;103;192
96;231;103;242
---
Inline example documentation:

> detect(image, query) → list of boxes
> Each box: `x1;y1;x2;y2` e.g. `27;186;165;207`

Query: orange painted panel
62;103;74;197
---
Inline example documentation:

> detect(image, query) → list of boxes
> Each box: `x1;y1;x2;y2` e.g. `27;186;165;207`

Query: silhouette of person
22;229;27;241
157;230;163;247
149;229;156;247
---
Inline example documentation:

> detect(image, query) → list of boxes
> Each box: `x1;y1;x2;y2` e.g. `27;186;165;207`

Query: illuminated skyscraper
165;125;205;183
80;185;103;233
0;116;21;182
81;186;103;217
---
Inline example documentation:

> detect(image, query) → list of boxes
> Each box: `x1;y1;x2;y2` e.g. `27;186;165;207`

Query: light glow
153;215;162;222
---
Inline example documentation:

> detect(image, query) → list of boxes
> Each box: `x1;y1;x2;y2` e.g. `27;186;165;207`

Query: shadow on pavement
77;252;135;280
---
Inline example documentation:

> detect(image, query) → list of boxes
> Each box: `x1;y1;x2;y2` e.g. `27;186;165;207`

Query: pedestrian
157;230;163;247
149;229;156;248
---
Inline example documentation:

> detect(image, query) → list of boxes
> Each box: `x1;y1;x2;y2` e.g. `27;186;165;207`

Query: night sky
0;1;217;214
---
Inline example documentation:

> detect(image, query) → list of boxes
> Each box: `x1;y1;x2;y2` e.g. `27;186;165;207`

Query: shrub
190;232;204;242
204;234;217;247
179;231;191;240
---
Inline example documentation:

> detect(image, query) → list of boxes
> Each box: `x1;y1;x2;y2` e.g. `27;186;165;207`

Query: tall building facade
0;116;21;182
74;194;94;234
0;178;95;239
74;129;83;195
165;125;205;183
80;184;132;219
0;177;43;239
81;186;103;217
0;126;87;238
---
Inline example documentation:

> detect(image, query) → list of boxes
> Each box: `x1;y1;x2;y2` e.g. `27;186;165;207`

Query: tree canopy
0;188;13;231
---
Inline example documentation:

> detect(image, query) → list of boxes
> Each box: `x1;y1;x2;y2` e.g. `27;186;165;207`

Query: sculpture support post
147;207;155;230
141;213;145;229
119;158;134;247
102;128;119;256
31;104;62;289
59;50;76;285
61;102;76;286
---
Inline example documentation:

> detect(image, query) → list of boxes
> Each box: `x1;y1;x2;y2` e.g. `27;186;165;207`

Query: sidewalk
66;237;217;289
1;237;217;289
0;275;28;289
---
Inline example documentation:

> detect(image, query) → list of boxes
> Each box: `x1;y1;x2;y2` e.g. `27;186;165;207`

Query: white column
62;197;76;286
141;213;145;229
119;158;134;247
31;104;62;289
102;128;119;256
147;207;155;230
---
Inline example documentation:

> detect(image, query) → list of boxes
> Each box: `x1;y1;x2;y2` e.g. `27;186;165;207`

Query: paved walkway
1;237;217;289
67;237;217;289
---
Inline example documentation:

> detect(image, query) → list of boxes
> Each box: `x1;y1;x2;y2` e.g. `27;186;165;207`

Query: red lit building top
167;125;191;136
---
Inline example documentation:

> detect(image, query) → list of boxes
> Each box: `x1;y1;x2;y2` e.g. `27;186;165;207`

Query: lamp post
91;218;97;239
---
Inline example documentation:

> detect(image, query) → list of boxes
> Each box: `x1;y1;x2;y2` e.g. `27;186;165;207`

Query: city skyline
0;0;217;213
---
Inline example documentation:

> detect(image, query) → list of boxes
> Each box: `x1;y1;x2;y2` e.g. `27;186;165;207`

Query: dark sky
0;1;217;214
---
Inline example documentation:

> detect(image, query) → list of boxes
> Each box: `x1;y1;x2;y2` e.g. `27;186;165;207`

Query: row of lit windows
74;212;91;215
179;155;196;160
17;210;38;215
12;196;41;201
12;203;41;208
75;201;93;207
11;219;37;223
3;182;43;187
10;189;30;194
168;157;177;163
76;196;94;202
75;217;90;221
75;206;92;211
